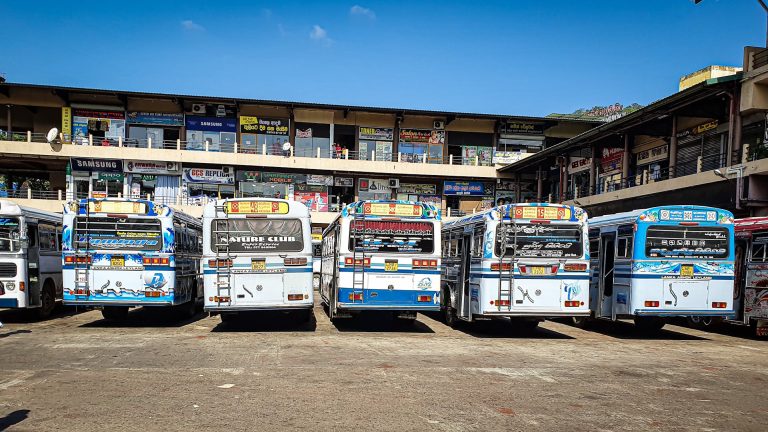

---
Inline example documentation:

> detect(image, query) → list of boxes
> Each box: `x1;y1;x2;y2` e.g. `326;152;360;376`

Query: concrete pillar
329;123;335;159
622;134;631;185
5;105;11;137
588;144;597;196
27;131;31;142
669;116;678;178
726;90;738;167
536;166;543;202
515;173;521;203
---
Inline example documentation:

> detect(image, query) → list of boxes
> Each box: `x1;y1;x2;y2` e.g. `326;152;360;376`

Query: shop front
358;127;394;161
399;129;444;163
568;155;591;198
358;178;392;201
446;131;494;166
396;182;440;206
236;171;305;200
444;181;494;214
496;121;545;162
332;176;355;211
495;180;516;206
295;123;331;158
126;112;184;148
598;147;624;194
295;183;330;212
68;157;124;199
635;144;668;184
182;166;234;203
71;109;126;145
185;116;237;152
124;160;181;204
239;116;290;154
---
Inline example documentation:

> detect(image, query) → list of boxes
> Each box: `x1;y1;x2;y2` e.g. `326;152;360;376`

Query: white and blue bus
202;198;314;322
0;200;63;318
321;200;441;323
442;203;590;329
582;205;735;332
62;198;203;320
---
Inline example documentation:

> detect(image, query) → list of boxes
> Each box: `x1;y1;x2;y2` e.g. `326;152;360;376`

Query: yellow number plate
680;265;694;277
111;256;125;267
385;262;398;272
252;261;266;271
531;267;546;275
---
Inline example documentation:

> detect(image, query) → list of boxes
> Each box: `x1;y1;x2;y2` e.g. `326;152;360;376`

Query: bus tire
101;306;129;321
634;316;665;333
36;282;56;319
444;305;459;328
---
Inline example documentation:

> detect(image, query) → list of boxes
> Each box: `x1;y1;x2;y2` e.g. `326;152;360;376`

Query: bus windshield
496;223;583;258
0;217;21;252
645;225;729;259
349;220;434;254
212;219;304;253
74;216;162;251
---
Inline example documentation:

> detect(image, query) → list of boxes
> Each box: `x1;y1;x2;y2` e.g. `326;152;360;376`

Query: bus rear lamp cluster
564;301;583;307
712;302;728;309
284;258;308;266
491;299;511;306
344;257;371;267
208;259;233;268
490;263;512;271
413;259;437;268
19;282;24;292
287;294;306;301
348;293;364;301
417;295;432;302
645;301;660;307
144;291;162;298
143;257;169;265
563;263;587;272
210;296;230;302
65;256;92;264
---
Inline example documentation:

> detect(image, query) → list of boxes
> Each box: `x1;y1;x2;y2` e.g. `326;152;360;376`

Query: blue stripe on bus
62;264;174;271
0;298;19;308
614;273;733;281
469;272;591;280
203;268;313;275
337;287;440;310
338;268;440;275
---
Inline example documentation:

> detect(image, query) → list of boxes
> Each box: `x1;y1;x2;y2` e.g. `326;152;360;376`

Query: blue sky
1;0;764;116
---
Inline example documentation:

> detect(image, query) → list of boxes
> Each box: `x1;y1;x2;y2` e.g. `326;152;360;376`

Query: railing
753;48;768;70
0;189;65;200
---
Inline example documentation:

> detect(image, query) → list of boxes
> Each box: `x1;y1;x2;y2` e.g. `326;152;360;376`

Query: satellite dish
46;128;59;143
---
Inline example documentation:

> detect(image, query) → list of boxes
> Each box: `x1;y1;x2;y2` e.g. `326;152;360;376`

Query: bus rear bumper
337;303;440;312
477;310;591;318
205;303;313;313
634;309;735;317
63;300;176;307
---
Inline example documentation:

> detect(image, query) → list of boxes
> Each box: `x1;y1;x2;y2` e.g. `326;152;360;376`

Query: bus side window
57;226;62;251
750;242;766;262
27;225;38;248
589;238;599;258
617;237;633;259
472;229;483;258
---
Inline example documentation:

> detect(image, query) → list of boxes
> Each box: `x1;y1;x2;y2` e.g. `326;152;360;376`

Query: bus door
598;232;616;319
733;239;747;322
458;232;472;319
25;224;41;307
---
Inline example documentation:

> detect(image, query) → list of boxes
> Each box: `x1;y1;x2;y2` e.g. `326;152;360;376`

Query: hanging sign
637;145;668;165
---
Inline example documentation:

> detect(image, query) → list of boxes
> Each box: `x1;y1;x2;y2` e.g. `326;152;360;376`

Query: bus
321;200;441;323
62;198;203;320
0;200;62;318
583;205;735;332
441;203;590;329
202;198;313;322
728;217;768;336
312;234;322;291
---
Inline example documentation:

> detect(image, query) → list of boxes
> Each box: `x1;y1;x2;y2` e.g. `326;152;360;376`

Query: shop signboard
98;172;125;181
399;129;432;143
600;148;623;174
236;170;262;182
295;184;329;212
185;116;236;132
183;167;234;184
496;180;515;191
296;128;312;138
72;109;125;120
334;177;354;187
306;174;333;186
359;127;393;141
398;183;437;195
126;112;184;126
676;120;719;139
493;150;525;164
71;158;123;173
637;144;668;165
443;181;484;196
240;116;289;135
61;107;71;139
429;130;445;145
501;122;545;135
262;172;306;184
462;146;477;163
125;160;180;174
569;156;591;174
358;178;391;193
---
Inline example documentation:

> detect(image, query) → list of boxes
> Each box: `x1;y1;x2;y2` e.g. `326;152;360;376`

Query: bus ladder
213;203;233;306
74;201;91;295
497;222;517;311
350;212;367;303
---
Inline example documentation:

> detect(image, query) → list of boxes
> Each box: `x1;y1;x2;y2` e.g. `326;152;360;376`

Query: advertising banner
429;130;445;145
71;158;123;173
444;181;484;196
358;178;391;193
334;177;354;187
125;160;180;174
261;172;306;184
359;127;393;141
127;112;184;126
72;109;125;120
185;116;236;132
493;150;525;164
399;129;432;143
676;120;719;139
295;184;329;212
501;122;545;135
182;167;234;184
240;116;289;135
569;156;591;174
62;107;71;139
601;147;624;173
398;183;437;195
306;174;333;186
637;144;668;165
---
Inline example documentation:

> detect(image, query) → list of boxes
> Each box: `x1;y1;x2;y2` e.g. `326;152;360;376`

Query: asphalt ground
0;301;766;431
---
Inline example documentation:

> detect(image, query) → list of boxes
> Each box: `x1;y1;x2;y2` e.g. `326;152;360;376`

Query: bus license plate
680;265;694;277
531;267;546;275
385;262;398;272
111;256;125;267
252;260;266;271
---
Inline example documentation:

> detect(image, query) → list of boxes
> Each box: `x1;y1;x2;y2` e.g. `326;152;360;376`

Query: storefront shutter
700;132;725;172
676;136;701;176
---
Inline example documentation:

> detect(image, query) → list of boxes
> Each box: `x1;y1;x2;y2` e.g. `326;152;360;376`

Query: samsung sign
185;116;237;132
71;158;123;173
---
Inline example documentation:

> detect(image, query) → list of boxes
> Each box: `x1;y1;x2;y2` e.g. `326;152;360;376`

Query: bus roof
64;198;200;228
202;198;310;218
735;217;768;234
589;205;734;228
444;203;585;229
0;199;61;222
340;200;440;220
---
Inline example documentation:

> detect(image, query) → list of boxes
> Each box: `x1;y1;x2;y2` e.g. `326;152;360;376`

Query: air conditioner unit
433;120;445;130
222;166;231;174
389;178;400;189
191;104;206;114
216;104;226;117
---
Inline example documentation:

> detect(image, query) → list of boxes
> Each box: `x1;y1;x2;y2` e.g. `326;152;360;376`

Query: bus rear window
212;219;304;253
496;223;583;258
0;218;21;252
349;220;434;254
645;225;729;259
74;217;162;251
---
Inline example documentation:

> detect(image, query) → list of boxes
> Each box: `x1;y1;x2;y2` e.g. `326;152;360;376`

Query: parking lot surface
0;303;766;431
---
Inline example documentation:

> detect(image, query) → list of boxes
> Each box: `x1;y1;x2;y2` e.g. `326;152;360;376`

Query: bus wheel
572;316;591;329
444;305;459;329
101;306;129;321
634;316;665;333
36;283;56;319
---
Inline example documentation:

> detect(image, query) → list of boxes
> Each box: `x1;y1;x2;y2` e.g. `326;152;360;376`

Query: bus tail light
551;265;559;274
645;301;660;307
212;296;230;302
143;257;170;265
417;295;432;302
144;291;162;297
413;259;438;269
564;301;581;307
18;282;24;292
564;263;587;272
491;263;512;271
712;302;727;308
493;299;511;306
284;258;308;266
287;294;304;301
344;257;370;267
65;255;92;264
208;259;232;268
348;293;363;301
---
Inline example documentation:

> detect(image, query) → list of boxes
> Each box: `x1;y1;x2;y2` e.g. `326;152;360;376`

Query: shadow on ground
328;310;436;334
554;317;710;341
421;311;575;339
211;310;317;332
78;307;207;329
0;409;30;430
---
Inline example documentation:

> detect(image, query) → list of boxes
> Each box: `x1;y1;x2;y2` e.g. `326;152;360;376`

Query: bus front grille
0;263;18;278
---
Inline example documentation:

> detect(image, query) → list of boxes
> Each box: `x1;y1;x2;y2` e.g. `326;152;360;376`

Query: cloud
181;20;205;31
309;25;332;45
350;5;376;19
